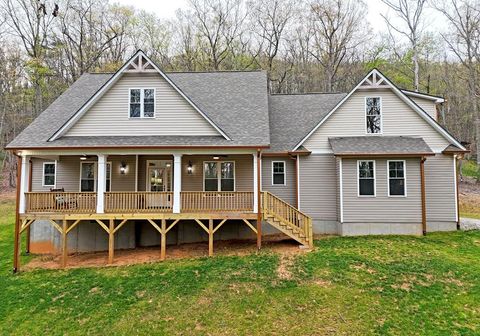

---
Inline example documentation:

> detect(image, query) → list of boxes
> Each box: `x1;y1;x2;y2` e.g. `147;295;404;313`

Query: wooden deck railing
25;192;97;213
104;192;173;213
262;191;313;244
24;191;254;214
181;191;254;212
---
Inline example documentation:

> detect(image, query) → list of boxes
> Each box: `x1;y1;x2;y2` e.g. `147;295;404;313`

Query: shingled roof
6;71;270;149
267;93;346;152
329;136;434;156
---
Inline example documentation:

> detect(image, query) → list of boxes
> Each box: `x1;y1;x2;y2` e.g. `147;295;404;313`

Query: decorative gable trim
49;50;230;141
293;69;465;151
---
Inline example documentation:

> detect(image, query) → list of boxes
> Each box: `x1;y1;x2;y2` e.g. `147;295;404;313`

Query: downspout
13;154;21;273
26;159;32;254
454;154;460;230
420;157;427;235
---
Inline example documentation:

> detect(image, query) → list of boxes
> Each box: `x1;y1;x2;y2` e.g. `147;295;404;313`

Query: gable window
358;160;375;196
129;88;155;118
80;162;111;192
366;97;382;134
388;160;406;196
204;161;235;191
272;161;286;185
43;162;56;187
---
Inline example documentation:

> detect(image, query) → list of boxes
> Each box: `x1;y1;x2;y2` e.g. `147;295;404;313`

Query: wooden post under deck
13;156;21;273
208;219;213;257
108;219;114;264
420;157;427;235
160;219;166;261
62;219;68;268
256;150;262;249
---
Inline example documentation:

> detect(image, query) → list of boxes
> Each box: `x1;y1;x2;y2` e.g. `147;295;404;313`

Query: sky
113;0;445;34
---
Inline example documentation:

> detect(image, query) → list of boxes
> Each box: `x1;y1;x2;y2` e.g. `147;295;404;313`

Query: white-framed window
365;97;382;134
272;161;286;186
358;160;375;197
388;160;406;197
129;88;155;118
203;161;235;191
42;162;56;187
79;161;111;192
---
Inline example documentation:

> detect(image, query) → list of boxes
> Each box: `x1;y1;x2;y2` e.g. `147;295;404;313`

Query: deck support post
108;219;114;264
61;219;68;268
173;154;182;213
256;150;262;249
420;157;427;235
208;219;214;257
160;219;166;261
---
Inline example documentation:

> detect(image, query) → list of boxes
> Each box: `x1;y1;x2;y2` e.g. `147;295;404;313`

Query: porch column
253;153;258;213
173;154;182;213
96;154;106;214
18;155;30;214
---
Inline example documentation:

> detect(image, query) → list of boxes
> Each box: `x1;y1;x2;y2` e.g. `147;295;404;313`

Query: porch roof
328;136;435;157
7;71;270;150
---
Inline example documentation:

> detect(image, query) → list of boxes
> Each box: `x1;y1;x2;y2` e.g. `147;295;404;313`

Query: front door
146;160;172;207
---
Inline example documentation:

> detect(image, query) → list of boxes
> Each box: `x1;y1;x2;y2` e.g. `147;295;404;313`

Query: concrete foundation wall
340;222;423;236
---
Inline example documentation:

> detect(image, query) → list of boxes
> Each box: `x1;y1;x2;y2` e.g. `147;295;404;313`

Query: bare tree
381;0;427;91
434;0;480;166
308;0;368;92
181;0;248;70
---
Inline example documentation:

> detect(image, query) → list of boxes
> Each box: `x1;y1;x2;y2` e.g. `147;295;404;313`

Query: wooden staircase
261;191;313;248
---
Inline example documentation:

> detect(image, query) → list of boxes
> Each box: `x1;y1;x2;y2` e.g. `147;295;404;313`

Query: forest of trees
0;0;479;187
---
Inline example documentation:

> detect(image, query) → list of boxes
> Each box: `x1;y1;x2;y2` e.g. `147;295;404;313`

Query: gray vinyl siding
298;154;337;221
410;97;438;121
66;73;219;136
182;155;254;191
425;154;457;223
303;89;450;153
32;155;137;192
341;158;422;223
108;155;136;192
261;156;296;206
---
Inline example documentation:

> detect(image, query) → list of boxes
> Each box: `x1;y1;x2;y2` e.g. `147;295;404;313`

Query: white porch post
173;154;182;213
96;154;106;214
18;155;30;214
253;153;258;213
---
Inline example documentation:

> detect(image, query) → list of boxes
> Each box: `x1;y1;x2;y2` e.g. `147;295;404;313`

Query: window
203;161;235;191
80;162;95;192
272;161;286;185
358;160;375;196
43;162;56;187
366;97;382;134
388;161;406;196
80;162;112;192
129;88;155;118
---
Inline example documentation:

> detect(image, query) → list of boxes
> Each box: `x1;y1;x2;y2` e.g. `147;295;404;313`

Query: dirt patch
24;237;308;270
459;179;480;217
276;254;295;280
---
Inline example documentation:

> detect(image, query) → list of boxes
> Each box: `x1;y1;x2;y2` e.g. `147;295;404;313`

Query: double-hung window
366;97;382;134
272;161;286;185
43;162;56;187
129;88;155;118
204;161;235;191
388;161;406;196
358;160;375;196
80;162;111;192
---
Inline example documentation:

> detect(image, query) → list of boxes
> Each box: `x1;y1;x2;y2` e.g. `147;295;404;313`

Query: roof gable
293;69;465;151
49;50;230;141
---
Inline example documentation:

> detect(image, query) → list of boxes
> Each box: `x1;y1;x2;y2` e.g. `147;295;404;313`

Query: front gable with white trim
300;70;457;153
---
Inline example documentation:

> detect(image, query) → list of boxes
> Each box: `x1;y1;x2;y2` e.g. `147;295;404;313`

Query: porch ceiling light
80;155;87;161
120;161;128;174
187;161;193;175
213;156;220;160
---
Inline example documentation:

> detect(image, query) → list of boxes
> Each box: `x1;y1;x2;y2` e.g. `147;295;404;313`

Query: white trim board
293;69;465;152
49;50;230;141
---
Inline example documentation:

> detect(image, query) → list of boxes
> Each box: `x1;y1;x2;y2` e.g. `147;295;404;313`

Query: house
6;50;468;271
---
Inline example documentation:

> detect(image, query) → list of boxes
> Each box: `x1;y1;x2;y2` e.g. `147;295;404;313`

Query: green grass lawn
1;200;480;335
